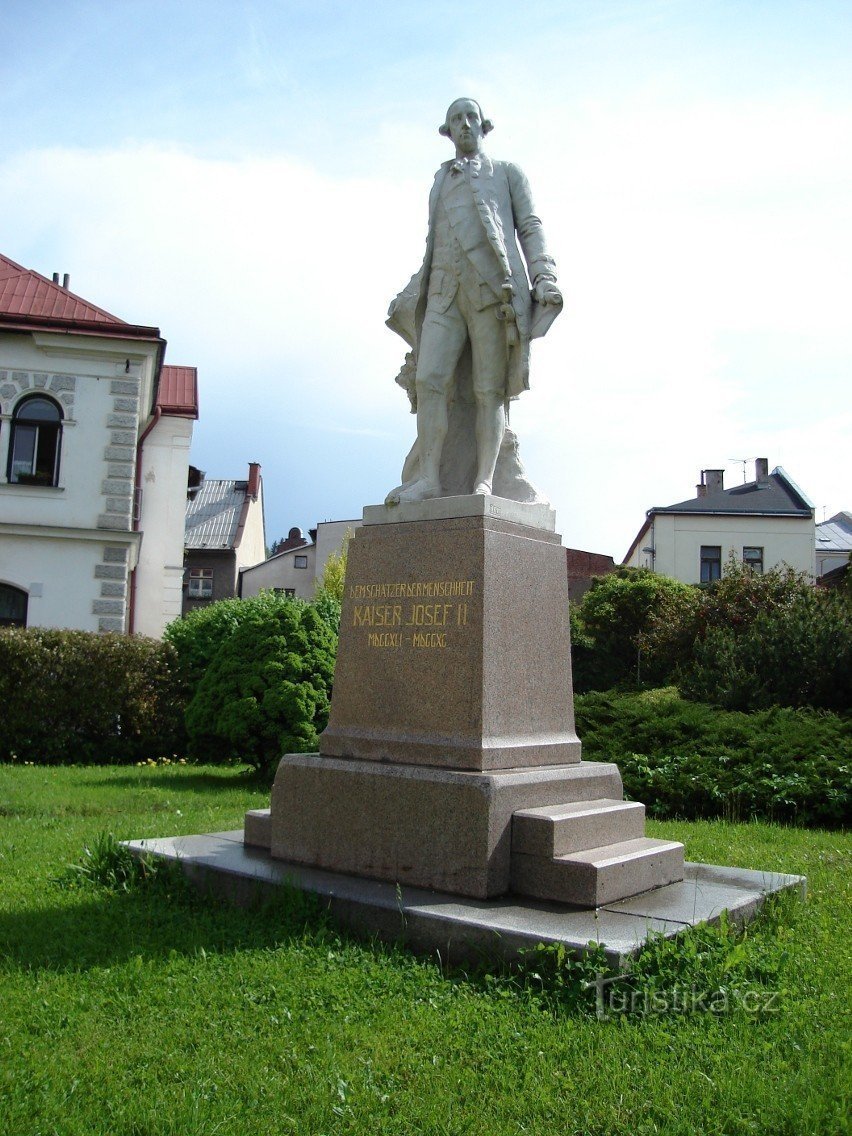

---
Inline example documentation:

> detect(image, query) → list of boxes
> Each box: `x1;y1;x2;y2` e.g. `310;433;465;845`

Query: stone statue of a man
385;97;562;506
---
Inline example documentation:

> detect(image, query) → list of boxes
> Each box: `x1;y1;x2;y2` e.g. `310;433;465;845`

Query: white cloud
2;91;849;553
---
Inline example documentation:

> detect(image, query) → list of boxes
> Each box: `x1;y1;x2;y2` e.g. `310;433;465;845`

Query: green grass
1;764;850;1136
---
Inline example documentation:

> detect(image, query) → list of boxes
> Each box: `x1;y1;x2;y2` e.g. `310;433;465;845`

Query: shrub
314;530;352;606
0;629;183;764
570;568;696;692
575;688;851;826
164;589;341;698
679;588;852;712
184;599;336;776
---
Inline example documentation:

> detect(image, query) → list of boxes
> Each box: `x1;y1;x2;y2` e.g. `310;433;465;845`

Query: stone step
244;808;271;849
512;798;645;857
511;836;685;908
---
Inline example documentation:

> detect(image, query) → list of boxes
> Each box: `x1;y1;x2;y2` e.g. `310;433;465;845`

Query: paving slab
127;832;804;971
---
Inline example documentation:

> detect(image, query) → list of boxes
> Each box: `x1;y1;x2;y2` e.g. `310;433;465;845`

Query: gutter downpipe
128;338;166;635
128;406;161;634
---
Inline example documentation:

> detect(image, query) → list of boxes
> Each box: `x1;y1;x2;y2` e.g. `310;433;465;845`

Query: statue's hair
439;98;494;138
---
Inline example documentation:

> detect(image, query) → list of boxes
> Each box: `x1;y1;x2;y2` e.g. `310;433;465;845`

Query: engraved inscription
350;579;476;649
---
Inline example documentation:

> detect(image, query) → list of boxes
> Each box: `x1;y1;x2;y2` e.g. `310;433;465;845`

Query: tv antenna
728;457;754;484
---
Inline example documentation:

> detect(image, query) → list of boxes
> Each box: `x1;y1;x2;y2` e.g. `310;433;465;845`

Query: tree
570;568;696;691
314;529;352;605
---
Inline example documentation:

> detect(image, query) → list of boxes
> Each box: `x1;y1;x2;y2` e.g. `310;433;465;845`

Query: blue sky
2;0;850;555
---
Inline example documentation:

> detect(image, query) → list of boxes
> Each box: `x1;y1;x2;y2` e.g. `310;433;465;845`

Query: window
700;545;722;583
743;547;764;573
294;554;308;569
187;567;213;598
273;587;297;596
8;396;62;486
0;584;27;627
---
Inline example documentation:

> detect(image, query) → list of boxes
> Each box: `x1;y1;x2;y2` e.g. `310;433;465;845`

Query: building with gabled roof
623;458;815;583
239;518;359;601
182;463;266;612
0;252;198;635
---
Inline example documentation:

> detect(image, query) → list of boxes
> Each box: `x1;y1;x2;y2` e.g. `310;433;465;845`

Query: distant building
183;463;265;613
565;548;617;603
815;511;852;588
240;518;360;600
0;253;197;635
623;458;815;583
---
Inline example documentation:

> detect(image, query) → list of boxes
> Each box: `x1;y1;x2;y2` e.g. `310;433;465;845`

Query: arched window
8;396;63;486
0;584;27;627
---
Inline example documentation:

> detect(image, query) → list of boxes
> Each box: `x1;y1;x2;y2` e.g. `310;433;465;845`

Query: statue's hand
533;279;563;306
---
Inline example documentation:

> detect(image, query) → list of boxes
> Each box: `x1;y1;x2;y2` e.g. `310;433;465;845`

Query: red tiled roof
157;365;199;418
0;253;126;324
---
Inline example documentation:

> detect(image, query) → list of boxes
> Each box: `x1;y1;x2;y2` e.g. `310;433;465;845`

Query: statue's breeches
416;288;506;400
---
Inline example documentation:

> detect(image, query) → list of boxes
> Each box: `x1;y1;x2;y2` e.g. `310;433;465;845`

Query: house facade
182;463;266;614
240;518;359;600
0;254;197;635
623;459;816;583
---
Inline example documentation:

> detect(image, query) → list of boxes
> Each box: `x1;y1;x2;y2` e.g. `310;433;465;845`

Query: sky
2;0;850;558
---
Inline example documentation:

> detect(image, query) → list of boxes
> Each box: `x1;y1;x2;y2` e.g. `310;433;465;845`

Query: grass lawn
1;763;849;1136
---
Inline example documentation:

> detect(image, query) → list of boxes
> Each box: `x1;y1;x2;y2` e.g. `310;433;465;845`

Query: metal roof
157;365;199;418
816;511;852;552
0;253;126;324
185;479;249;549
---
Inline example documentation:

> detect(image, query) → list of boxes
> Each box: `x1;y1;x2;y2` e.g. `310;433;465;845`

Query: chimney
247;462;261;500
696;475;707;498
703;469;724;495
62;273;70;290
52;272;60;284
755;457;769;484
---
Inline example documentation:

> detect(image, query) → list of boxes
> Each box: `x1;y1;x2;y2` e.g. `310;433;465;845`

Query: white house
240;518;359;600
0;253;197;635
623;459;816;583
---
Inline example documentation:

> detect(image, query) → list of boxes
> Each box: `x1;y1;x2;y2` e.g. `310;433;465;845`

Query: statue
385;97;563;506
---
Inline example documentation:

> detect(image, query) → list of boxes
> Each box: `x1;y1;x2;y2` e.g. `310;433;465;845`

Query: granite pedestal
255;497;685;906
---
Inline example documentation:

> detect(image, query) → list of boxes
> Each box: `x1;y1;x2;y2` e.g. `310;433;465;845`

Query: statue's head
439;97;493;154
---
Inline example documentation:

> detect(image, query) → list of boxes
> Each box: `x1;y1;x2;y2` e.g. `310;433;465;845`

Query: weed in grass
54;831;170;893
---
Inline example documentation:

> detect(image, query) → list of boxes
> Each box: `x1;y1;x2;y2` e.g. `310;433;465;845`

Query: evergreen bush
164;589;341;698
678;588;852;712
576;688;850;826
184;599;336;775
0;629;183;764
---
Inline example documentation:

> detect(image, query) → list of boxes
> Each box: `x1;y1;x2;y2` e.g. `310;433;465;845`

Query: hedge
0;629;183;764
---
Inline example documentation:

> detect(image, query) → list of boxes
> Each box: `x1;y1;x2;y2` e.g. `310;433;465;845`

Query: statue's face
446;99;484;154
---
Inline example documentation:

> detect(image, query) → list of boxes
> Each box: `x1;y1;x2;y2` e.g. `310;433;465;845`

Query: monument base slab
268;753;623;898
127;831;806;973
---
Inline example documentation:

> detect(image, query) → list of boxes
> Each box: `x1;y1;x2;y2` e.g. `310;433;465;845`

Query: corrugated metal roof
816;511;852;552
185;479;249;549
0;253;126;324
653;470;812;517
157;365;199;418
